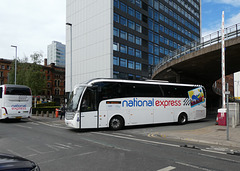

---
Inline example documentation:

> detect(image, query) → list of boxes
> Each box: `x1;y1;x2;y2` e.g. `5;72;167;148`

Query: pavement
30;114;240;150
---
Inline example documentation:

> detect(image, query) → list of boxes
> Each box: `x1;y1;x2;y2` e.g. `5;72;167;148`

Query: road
0;118;239;171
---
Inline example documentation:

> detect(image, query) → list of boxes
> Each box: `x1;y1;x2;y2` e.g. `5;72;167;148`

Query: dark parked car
0;153;40;170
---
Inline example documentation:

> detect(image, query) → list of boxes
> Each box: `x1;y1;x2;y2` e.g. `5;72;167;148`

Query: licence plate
16;116;22;119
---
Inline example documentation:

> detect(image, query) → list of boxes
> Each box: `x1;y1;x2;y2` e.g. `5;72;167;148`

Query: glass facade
113;0;200;80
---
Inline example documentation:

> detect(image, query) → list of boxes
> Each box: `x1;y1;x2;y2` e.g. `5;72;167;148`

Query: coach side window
0;87;2;98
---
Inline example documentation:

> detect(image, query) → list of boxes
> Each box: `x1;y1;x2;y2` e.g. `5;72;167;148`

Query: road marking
80;137;131;152
34;121;68;129
38;151;96;164
29;122;39;125
15;124;32;129
157;166;176;171
7;149;22;156
201;149;227;155
176;162;214;171
198;153;240;164
113;132;135;137
93;132;179;148
55;143;72;149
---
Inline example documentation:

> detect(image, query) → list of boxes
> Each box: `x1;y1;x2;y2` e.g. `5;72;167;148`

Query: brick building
0;58;65;105
43;59;65;105
0;58;12;84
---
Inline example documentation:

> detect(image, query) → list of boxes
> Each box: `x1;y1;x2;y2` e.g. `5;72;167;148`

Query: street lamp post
11;45;17;85
66;22;72;93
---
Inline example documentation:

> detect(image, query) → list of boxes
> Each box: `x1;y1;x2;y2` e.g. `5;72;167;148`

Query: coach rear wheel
109;116;124;130
178;113;188;125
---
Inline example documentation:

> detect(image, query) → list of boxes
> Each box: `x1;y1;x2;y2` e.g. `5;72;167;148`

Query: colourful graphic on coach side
188;87;205;107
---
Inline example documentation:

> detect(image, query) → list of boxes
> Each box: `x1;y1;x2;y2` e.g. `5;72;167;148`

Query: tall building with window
47;41;66;67
66;0;201;92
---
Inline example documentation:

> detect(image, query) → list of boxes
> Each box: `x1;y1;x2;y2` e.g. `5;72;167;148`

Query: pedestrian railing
153;23;240;74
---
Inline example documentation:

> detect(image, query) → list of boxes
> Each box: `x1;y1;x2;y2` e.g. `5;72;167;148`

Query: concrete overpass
152;23;240;113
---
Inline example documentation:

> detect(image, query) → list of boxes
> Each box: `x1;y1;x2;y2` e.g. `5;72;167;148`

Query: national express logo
11;104;27;110
122;98;181;108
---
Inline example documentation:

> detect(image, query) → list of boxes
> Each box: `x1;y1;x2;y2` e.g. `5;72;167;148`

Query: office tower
47;41;66;67
66;0;201;92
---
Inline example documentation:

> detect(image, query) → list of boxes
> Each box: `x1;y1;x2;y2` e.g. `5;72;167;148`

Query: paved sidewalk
150;125;240;149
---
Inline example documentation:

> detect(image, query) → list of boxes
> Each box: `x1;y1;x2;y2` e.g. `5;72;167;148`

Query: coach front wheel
109;116;124;130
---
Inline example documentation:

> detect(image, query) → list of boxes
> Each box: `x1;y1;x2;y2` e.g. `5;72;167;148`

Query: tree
9;52;47;106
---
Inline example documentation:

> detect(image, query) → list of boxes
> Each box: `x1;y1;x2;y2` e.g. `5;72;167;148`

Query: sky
0;0;240;62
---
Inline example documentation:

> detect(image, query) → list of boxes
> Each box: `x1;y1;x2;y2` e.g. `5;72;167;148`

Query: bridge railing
153;23;240;74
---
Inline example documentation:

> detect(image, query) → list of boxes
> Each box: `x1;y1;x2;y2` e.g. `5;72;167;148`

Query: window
155;56;160;65
120;58;127;67
120;44;127;53
154;44;159;55
136;11;142;20
120;16;127;26
154;34;159;44
148;19;153;30
81;87;97;112
148;54;153;65
1;65;5;69
154;0;159;10
159;24;164;32
136;36;141;45
113;27;119;37
135;0;142;8
113;71;119;79
114;13;119;22
154;22;159;33
128;60;135;69
128;20;135;30
128;74;134;80
120;2;127;12
165;48;169;55
148;30;153;42
120;30;127;40
136;24;142;33
160;46;164;54
128;7;135;16
136;49;142;58
128;33;135;43
128;47;135;56
148;7;153;18
113;42;119;51
148;42;153;53
114;0;119;8
154;11;159;21
136;62;142;70
113;56;119;65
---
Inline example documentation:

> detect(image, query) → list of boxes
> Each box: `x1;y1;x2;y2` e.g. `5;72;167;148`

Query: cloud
202;12;240;36
0;0;66;61
205;0;240;7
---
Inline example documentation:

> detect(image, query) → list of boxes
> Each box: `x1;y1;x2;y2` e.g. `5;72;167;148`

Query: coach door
80;87;98;129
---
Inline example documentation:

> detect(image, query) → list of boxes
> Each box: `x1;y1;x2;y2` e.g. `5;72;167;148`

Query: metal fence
153;23;240;74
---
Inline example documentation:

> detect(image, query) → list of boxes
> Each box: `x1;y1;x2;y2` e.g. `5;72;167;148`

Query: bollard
41;111;44;117
52;111;55;118
36;111;39;116
47;111;49;117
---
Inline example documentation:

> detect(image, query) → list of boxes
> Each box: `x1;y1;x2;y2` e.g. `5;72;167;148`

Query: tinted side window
5;87;31;95
121;83;164;97
161;85;193;97
96;82;122;101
